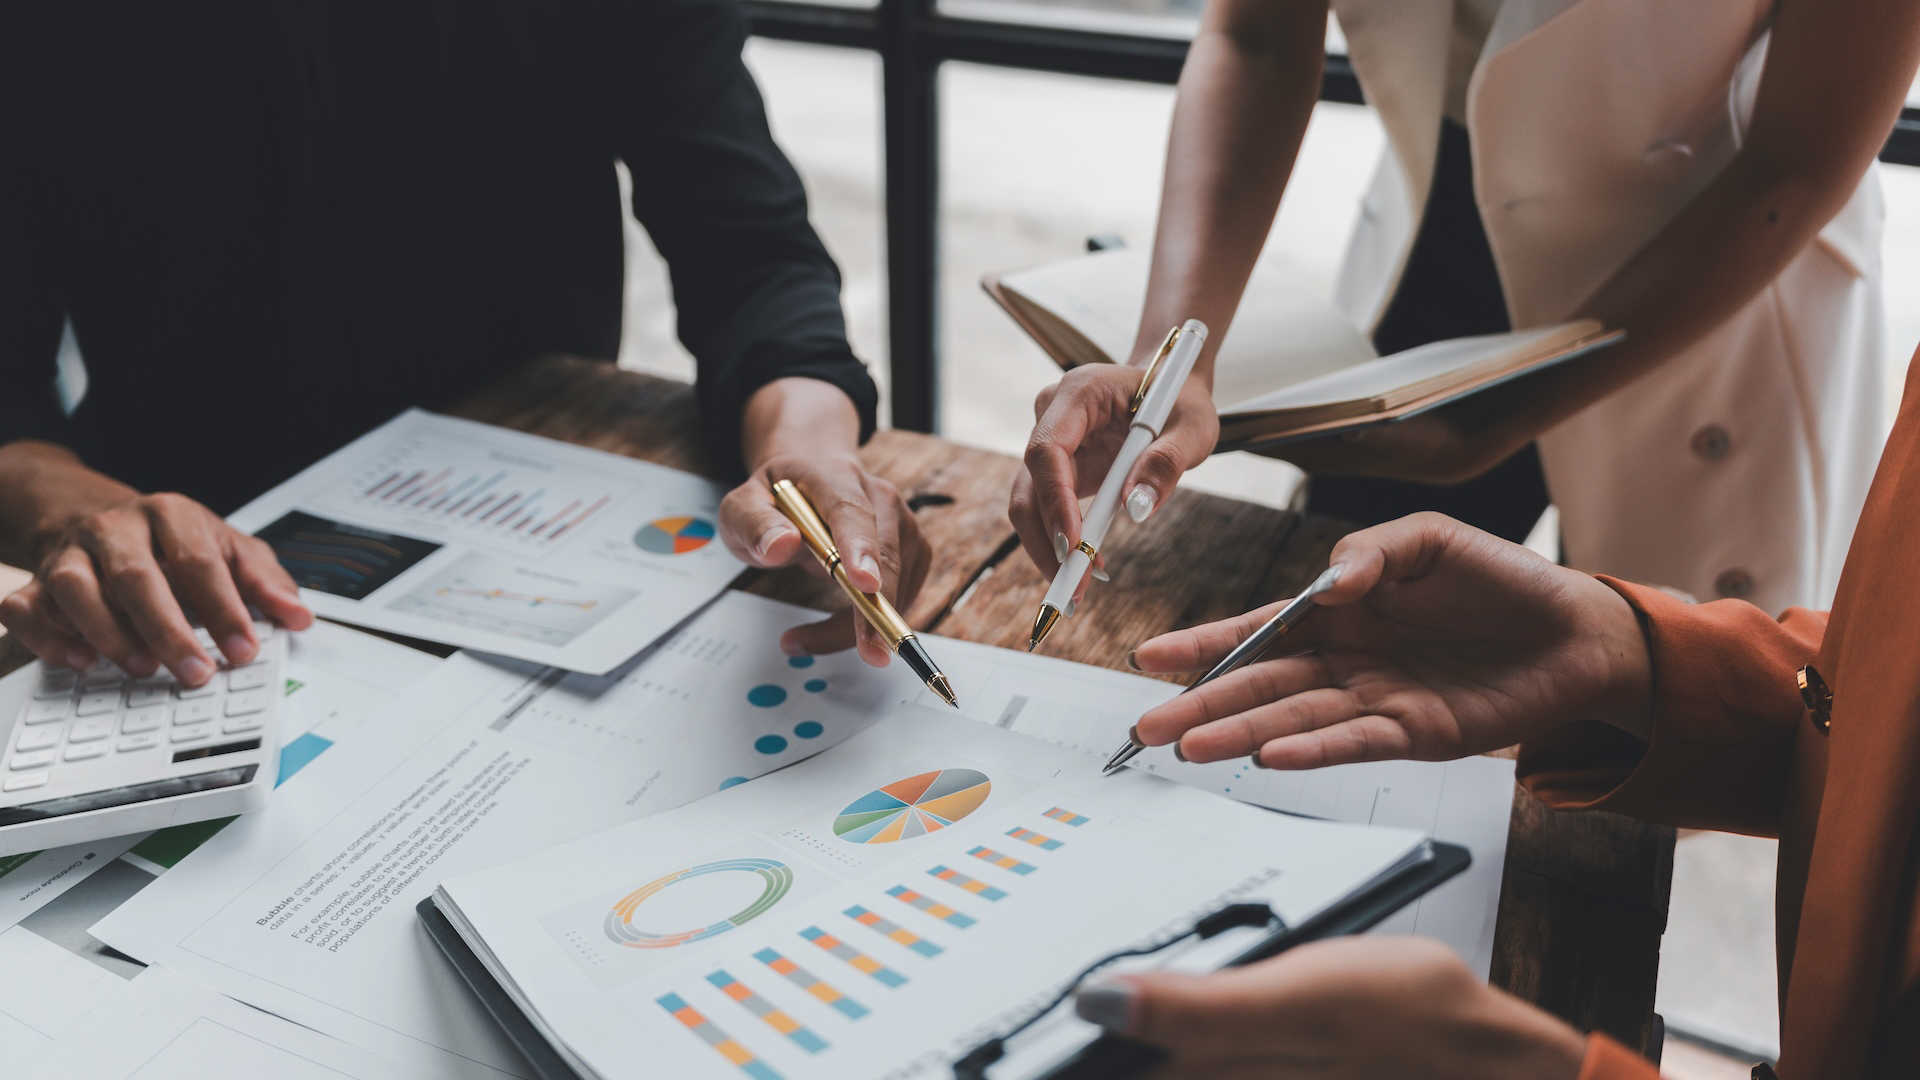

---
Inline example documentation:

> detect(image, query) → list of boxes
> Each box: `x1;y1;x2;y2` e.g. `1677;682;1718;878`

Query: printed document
433;707;1428;1080
18;966;417;1080
229;409;741;672
93;592;903;1079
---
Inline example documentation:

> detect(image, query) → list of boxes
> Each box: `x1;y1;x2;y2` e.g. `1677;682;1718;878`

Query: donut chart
832;768;992;845
634;516;716;555
602;858;793;949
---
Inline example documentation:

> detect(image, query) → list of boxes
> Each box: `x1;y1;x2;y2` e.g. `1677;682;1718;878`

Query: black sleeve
599;0;878;477
0;62;71;452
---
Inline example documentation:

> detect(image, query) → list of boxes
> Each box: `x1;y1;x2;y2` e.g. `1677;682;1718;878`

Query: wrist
739;378;862;475
1459;985;1590;1080
1583;577;1655;741
0;440;135;567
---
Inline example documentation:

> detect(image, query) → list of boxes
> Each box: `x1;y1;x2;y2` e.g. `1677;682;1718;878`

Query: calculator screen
0;764;259;827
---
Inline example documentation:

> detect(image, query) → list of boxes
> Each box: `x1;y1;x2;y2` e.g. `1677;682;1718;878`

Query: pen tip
928;673;958;709
1028;604;1061;654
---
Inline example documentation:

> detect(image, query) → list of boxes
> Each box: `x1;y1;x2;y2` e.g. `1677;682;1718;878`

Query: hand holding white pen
1027;320;1208;651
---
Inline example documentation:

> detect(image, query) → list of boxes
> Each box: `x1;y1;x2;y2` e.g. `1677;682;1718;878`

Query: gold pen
771;479;958;707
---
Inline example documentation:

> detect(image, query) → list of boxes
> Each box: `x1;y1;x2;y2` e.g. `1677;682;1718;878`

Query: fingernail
1124;650;1140;671
858;556;883;590
1064;599;1077;618
1075;978;1135;1030
65;649;94;671
1091;566;1111;583
221;635;255;664
1126;485;1157;524
125;651;157;675
1052;532;1069;563
779;634;807;657
1173;741;1189;763
1250;752;1271;770
755;527;792;561
180;656;214;686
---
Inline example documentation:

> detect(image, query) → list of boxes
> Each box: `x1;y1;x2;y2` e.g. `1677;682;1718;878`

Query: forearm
0;439;136;567
1132;0;1325;381
739;377;864;471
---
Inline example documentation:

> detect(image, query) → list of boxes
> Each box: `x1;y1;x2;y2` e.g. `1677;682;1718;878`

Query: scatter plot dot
720;776;749;790
747;684;788;707
754;735;789;755
788;656;815;668
804;679;828;693
794;721;824;739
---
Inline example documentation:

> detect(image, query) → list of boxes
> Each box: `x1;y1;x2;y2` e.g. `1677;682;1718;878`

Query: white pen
1028;318;1208;651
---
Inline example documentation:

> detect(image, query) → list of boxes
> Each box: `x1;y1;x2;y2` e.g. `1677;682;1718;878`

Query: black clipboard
418;839;1469;1080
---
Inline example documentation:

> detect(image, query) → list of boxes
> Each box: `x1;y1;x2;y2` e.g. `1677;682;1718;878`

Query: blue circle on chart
788;656;815;668
747;684;788;707
719;776;750;790
754;735;789;755
793;721;824;740
804;679;827;693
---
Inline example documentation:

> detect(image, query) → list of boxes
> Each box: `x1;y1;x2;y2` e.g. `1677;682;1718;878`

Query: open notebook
983;248;1620;449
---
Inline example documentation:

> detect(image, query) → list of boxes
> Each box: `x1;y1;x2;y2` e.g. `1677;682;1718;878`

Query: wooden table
0;357;1675;1059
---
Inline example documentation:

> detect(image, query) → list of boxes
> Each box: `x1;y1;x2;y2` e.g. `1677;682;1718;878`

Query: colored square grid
886;884;977;928
928;864;1008;901
1042;806;1090;826
1006;826;1063;851
966;845;1036;875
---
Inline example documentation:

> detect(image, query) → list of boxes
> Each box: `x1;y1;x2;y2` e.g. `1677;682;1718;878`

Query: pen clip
1129;326;1181;416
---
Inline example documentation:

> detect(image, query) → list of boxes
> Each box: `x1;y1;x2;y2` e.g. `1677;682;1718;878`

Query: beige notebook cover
983;248;1619;449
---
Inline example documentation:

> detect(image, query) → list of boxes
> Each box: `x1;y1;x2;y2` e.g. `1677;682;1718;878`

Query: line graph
387;554;635;645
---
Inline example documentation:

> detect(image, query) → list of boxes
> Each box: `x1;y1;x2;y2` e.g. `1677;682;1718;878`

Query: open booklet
427;707;1451;1080
983;248;1620;449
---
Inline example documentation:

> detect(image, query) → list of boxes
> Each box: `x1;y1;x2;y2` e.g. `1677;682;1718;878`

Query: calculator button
69;718;115;743
15;726;62;752
176;681;218;700
33;670;78;698
117;733;161;753
64;742;108;762
126;685;171;709
177;700;219;725
170;724;212;744
24;698;70;724
222;714;266;734
225;689;269;718
2;773;48;792
80;664;125;689
252;621;275;641
10;749;57;770
76;692;120;717
194;628;218;652
122;708;168;734
226;663;272;691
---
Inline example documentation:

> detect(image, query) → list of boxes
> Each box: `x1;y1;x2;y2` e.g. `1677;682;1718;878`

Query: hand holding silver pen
1103;564;1345;774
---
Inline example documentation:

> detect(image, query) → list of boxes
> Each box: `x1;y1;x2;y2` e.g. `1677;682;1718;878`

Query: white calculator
0;624;286;856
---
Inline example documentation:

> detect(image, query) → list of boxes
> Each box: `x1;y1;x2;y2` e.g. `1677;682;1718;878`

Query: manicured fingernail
779;633;807;657
66;649;94;671
125;651;157;675
1064;599;1077;618
221;635;255;664
756;527;792;561
1075;979;1135;1030
1091;566;1111;582
1172;740;1189;763
1052;532;1069;563
858;556;883;590
1124;650;1140;671
1126;485;1156;524
180;656;214;685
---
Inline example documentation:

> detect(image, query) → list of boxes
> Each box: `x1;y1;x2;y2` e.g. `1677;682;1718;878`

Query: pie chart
833;768;992;844
634;516;716;555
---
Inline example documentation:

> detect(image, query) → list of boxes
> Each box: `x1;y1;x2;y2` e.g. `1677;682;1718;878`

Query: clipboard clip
1128;326;1182;416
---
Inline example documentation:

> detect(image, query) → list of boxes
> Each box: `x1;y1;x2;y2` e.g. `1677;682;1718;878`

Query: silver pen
1102;564;1345;775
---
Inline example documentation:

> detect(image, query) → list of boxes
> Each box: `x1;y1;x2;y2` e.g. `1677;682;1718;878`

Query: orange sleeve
1575;1033;1663;1080
1516;578;1827;836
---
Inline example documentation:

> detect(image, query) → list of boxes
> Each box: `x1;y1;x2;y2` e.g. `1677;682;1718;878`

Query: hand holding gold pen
1101;563;1344;774
771;479;958;707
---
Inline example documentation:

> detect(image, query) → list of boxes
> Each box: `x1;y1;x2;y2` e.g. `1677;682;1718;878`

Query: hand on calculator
0;447;311;687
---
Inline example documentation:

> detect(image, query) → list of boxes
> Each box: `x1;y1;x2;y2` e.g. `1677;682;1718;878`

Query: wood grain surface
1;357;1674;1059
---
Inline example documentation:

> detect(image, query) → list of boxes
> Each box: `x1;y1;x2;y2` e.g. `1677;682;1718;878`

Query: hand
1073;937;1590;1080
720;378;931;667
1009;364;1218;583
1129;512;1652;768
0;446;312;686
